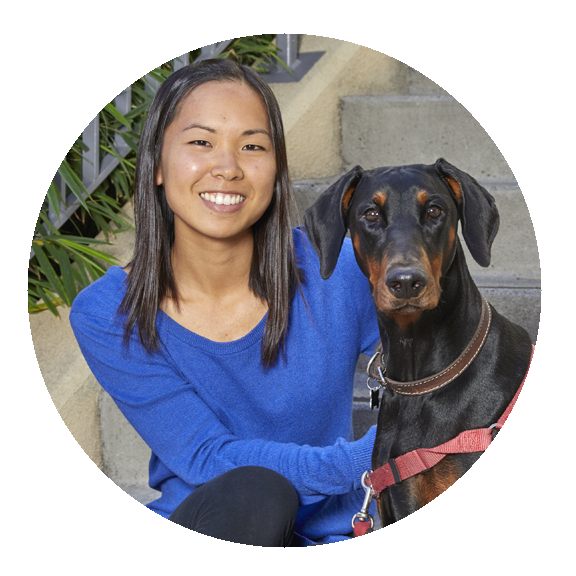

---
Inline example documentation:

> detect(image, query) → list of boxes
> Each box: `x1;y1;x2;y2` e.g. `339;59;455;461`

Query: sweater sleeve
70;304;375;507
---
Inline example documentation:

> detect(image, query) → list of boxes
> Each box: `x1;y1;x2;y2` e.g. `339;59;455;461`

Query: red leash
352;347;534;537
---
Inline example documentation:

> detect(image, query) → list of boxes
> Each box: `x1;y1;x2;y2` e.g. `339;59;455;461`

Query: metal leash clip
366;346;387;409
351;470;375;530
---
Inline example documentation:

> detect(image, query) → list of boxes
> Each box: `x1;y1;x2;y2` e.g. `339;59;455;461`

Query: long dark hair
119;58;302;367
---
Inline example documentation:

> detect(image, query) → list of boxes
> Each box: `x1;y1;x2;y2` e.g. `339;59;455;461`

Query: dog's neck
377;242;484;382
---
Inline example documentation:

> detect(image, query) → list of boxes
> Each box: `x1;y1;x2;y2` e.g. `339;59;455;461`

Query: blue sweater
70;228;381;545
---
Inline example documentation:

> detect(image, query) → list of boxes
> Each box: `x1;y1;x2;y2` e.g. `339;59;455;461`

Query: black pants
169;466;299;547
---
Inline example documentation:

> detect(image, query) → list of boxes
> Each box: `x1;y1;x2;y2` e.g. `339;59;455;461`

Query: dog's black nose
386;268;427;299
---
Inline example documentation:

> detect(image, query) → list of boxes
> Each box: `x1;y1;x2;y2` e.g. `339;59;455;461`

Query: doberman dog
304;158;533;527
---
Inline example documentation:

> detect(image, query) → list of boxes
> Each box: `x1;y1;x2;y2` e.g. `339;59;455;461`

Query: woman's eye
243;144;264;151
427;206;442;219
190;140;211;147
363;210;380;223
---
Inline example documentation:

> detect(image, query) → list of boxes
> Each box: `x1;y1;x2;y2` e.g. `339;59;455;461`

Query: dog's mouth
389;303;422;314
375;299;430;331
375;291;441;316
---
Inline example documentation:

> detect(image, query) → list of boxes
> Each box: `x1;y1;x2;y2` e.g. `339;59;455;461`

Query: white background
3;1;571;573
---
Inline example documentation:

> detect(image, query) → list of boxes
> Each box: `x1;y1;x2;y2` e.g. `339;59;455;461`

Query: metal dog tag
370;388;380;410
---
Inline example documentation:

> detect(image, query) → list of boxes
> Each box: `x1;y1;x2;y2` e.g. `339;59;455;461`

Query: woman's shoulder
70;265;128;321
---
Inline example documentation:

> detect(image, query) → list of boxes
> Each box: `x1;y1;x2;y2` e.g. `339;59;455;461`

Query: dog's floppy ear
435;158;499;267
304;166;364;279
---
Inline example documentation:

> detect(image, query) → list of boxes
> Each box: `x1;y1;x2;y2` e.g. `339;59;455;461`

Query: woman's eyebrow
182;123;270;138
182;123;215;133
242;128;271;138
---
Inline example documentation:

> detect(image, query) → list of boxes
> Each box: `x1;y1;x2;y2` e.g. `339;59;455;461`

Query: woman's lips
199;192;246;213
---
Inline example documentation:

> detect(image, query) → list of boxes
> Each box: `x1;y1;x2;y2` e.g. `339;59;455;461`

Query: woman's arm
71;306;375;506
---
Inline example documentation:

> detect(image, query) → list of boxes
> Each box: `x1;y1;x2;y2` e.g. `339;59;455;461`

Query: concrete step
341;94;513;181
458;182;540;286
407;67;449;96
99;392;157;502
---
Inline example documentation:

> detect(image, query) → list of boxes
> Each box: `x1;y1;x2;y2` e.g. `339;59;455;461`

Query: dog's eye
363;210;380;223
427;206;442;220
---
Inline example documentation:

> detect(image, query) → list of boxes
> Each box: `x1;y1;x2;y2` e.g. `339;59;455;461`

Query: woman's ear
155;166;163;186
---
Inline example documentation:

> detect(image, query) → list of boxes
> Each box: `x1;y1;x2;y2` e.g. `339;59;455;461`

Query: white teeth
200;193;245;205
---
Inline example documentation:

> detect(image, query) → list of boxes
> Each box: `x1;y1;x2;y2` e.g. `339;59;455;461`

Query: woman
70;58;380;546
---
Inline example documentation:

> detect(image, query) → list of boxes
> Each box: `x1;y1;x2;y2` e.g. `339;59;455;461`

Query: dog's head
304;158;499;319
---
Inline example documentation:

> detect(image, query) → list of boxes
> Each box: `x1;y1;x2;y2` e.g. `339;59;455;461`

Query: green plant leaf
57;239;119;265
39;233;114;246
43;242;77;303
31;243;69;305
46;181;62;220
100;145;136;169
57;160;92;214
37;210;60;235
103;103;129;130
71;258;90;287
103;103;133;130
37;287;63;315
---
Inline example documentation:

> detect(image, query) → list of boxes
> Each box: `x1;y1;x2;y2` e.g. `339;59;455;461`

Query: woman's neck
170;227;254;300
162;225;269;343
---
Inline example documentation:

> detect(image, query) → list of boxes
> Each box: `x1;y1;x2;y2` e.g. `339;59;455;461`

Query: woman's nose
211;148;243;180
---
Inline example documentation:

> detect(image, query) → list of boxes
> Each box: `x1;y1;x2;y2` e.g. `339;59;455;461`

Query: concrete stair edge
340;93;514;181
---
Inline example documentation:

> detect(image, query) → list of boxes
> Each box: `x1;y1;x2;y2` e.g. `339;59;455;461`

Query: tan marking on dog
430;254;443;287
445;177;462;205
448;226;456;252
365;254;387;305
406;455;462;508
342;186;357;215
417;190;429;205
376;495;386;524
351;233;366;269
374;192;387;207
389;309;424;332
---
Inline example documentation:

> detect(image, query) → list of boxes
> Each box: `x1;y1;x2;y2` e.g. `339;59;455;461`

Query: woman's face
156;80;277;244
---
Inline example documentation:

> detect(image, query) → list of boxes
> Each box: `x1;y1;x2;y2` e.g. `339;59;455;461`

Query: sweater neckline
157;307;267;354
108;265;267;355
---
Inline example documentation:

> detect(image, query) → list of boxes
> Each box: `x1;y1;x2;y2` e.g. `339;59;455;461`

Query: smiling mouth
199;192;246;206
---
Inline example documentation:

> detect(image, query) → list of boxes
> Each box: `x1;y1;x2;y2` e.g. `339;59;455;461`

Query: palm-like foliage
29;35;282;316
